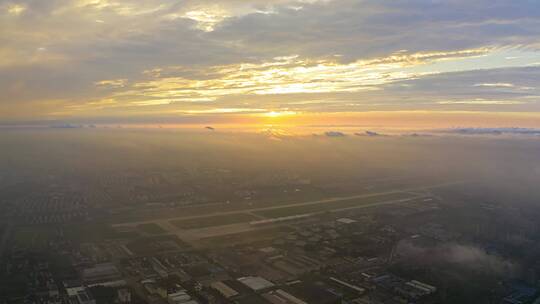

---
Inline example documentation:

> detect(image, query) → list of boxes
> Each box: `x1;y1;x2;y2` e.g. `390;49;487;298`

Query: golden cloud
86;48;490;112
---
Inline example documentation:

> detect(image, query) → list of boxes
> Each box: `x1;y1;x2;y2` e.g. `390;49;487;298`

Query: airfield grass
113;187;351;223
170;213;258;229
113;178;433;224
197;226;293;248
65;222;138;242
255;192;415;218
126;235;189;255
10;222;141;249
11;225;58;248
138;223;166;234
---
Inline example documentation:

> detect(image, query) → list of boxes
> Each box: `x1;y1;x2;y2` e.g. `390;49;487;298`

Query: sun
263;111;298;118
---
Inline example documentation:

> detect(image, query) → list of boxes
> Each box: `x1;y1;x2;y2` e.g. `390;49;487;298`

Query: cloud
211;0;540;60
5;3;26;15
324;131;345;137
436;99;525;105
355;130;386;137
473;82;534;91
402;133;432;138
179;6;231;32
1;0;540;121
376;66;540;111
49;123;84;128
95;79;128;88
397;240;518;276
474;83;515;88
447;128;540;136
64;48;512;116
180;108;265;114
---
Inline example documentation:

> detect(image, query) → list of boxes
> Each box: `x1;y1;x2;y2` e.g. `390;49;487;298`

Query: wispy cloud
437;99;525;105
95;79;128;88
5;3;26;15
84;48;491;113
180;7;231;31
474;83;515;88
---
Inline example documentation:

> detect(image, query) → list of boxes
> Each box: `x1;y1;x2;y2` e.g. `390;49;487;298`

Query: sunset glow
1;0;539;129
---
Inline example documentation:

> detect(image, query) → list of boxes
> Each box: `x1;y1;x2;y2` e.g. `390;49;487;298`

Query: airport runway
112;181;462;239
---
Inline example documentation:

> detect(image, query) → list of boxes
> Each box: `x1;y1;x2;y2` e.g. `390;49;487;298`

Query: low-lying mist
1;128;539;204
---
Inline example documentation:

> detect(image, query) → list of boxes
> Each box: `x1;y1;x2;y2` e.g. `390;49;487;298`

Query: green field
138;223;166;234
9;222;140;249
11;225;58;248
255;192;415;218
125;235;189;255
197;226;293;248
65;222;138;242
170;212;258;229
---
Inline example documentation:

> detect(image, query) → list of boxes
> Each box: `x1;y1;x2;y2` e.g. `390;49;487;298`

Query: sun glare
263;111;298;118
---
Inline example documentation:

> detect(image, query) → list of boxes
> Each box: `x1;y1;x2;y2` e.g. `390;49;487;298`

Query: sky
2;0;540;128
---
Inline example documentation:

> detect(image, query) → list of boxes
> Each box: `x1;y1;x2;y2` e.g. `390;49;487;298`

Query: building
168;290;199;304
82;263;121;285
211;281;239;299
336;218;357;224
117;289;131;303
263;289;308;304
66;286;96;304
238;276;275;292
285;281;341;304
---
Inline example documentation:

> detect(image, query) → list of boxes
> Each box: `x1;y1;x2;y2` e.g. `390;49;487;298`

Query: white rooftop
337;218;357;224
238;276;275;291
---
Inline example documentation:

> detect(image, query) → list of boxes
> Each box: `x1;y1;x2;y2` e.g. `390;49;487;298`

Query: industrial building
238;276;275;292
82;263;122;285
